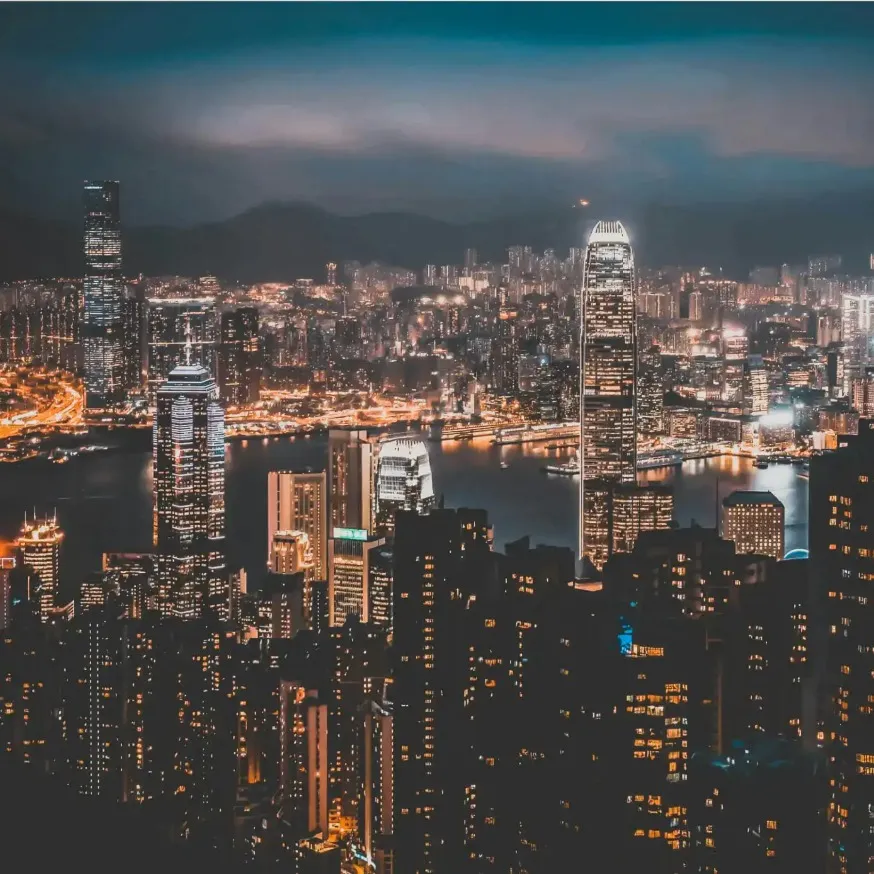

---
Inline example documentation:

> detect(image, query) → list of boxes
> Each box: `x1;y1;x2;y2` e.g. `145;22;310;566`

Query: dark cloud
2;5;874;223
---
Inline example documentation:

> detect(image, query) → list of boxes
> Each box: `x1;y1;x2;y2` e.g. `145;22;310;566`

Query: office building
120;287;145;395
147;297;217;403
841;292;874;395
327;528;385;626
16;514;63;621
267;470;327;582
367;544;393;631
637;346;664;435
218;307;261;406
328;429;374;533
743;354;769;415
810;419;874;873
722;491;785;559
82;180;124;409
851;368;874;417
580;220;637;565
374;436;435;534
153;359;226;619
270;531;313;577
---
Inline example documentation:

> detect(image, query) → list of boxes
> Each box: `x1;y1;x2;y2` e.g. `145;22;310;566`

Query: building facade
82;181;124;409
153;361;226;619
580;220;637;566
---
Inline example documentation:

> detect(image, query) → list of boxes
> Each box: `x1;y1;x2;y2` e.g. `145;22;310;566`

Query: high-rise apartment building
153;360;226;619
16;515;63;621
374;437;435;534
328;429;374;533
850;368;874;417
810;419;874;873
267;470;327;581
721;491;786;559
82;181;124;409
147;298;217;403
580;220;637;565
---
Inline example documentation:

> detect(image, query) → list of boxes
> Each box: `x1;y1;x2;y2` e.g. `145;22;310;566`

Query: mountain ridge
1;194;873;282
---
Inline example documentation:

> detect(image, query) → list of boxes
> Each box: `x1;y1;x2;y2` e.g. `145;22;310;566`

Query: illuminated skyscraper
851;368;874;417
327;528;385;626
580;220;637;566
153;359;226;619
637;346;664;436
374;437;435;534
16;515;63;621
721;491;785;559
743;355;769;416
841;292;874;395
267;470;327;581
218;306;261;406
82;180;124;409
329;429;374;533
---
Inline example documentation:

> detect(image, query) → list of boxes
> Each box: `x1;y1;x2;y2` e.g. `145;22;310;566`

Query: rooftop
588;220;630;246
722;490;784;508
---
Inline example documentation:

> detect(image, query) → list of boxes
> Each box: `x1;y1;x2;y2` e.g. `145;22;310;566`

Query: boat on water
500;461;510;470
755;460;769;469
542;459;580;476
636;449;684;470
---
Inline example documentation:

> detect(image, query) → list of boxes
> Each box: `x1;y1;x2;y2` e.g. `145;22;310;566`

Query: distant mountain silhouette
1;194;873;282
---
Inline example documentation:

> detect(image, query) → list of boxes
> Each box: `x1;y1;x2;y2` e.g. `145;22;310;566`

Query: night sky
2;3;874;225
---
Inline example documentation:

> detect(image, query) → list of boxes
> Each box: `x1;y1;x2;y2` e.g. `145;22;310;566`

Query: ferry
636;449;683;470
542;458;580;476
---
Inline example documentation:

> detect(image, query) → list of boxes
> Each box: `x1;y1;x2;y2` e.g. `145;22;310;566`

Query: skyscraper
15;515;63;621
267;470;327;581
721;491;786;559
580;220;637;566
218;307;261;406
327;528;385;626
153;359;226;619
328;429;374;533
374;437;435;534
840;292;874;395
82;180;124;410
810;419;874;873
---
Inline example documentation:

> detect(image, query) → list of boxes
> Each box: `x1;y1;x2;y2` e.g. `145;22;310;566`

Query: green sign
333;527;368;541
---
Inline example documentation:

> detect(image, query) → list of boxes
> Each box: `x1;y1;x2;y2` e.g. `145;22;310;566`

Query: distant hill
1;194;873;282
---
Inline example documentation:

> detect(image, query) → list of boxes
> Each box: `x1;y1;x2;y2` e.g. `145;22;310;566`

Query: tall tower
16;514;63;621
579;220;637;566
82;181;124;410
153;360;226;619
328;429;374;533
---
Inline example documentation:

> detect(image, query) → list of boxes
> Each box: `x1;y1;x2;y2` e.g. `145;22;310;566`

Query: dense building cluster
4;179;874;874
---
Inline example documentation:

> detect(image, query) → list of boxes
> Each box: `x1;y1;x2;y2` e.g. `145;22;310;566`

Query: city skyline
4;6;874;873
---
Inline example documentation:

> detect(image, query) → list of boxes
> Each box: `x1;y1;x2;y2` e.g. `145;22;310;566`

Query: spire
184;312;193;365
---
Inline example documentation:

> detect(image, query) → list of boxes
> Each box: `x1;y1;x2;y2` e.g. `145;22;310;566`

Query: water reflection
0;435;809;596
